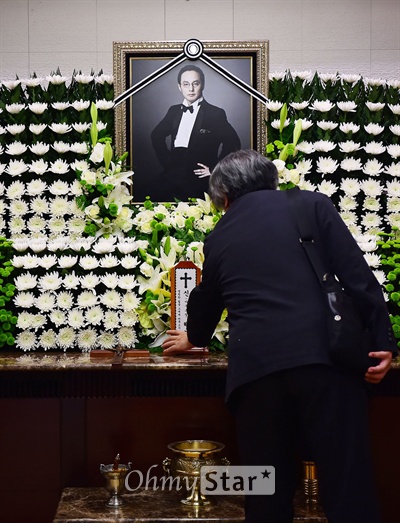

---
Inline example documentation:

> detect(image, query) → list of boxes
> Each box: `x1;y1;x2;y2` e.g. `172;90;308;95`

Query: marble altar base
53;487;327;522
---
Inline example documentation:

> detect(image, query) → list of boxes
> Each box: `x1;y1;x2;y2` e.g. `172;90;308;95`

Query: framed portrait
113;40;269;202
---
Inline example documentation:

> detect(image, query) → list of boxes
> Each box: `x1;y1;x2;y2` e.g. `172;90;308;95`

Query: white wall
0;0;399;80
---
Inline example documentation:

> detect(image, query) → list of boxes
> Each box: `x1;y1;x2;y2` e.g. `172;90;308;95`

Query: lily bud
279;103;288;134
293;119;302;148
103;141;113;175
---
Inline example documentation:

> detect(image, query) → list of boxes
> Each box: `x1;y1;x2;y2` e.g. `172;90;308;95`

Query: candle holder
100;458;132;507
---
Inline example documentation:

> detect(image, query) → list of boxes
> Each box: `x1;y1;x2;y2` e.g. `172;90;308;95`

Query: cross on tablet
180;272;192;289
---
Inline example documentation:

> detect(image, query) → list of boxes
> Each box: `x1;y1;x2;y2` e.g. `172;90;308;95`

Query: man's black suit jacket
151;100;240;200
186;189;397;401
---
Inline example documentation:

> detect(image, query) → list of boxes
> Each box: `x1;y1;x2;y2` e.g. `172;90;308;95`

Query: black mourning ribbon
181;104;194;113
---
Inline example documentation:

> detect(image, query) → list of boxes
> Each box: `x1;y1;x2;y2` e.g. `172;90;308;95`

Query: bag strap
286;188;327;284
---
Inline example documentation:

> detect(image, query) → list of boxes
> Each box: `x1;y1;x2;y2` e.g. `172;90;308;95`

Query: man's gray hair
209;149;279;209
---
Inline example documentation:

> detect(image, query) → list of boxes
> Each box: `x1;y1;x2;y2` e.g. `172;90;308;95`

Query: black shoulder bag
286;188;374;376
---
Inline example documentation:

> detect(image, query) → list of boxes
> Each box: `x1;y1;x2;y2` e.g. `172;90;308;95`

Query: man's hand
162;330;195;354
194;163;211;178
364;351;393;384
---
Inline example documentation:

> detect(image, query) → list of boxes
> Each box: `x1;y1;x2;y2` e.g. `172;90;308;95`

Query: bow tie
181;104;194;113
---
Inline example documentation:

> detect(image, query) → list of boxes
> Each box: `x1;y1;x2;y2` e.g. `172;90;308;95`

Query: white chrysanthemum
56;291;74;310
28;102;48;114
69;180;84;197
27;179;47;195
339;196;357;211
386;181;400;197
364;142;385;155
57;327;76;350
361;213;382;229
9;200;29;216
48;217;66;233
49;123;71;135
49;197;70;216
318;180;338;197
364;77;385;86
86;306;104;326
92;237;117;254
71;99;91;111
364;253;381;268
17;312;35;329
81;273;100;289
46;73;69;85
299;119;313;131
29;238;47;253
72;122;91;133
316;120;337;131
387;145;400;159
51;102;70;111
372;270;387;286
118;275;137;291
58;255;78;269
120;310;138;327
75;73;94;84
14;291;36;308
95;73;114;84
313;140;336;153
363;159;384;176
101;290;122;309
295;141;314;155
27;216;46;233
104;311;120;329
12;255;27;268
39;271;63;291
35;292;56;311
70;142;88;155
6;160;29;176
50;309;67;327
341;74;361;83
68;309;85;329
387;79;400;88
338;141;361;154
6;124;25;135
337;101;357;112
289;101;310;110
118;327;137;348
52;141;70;154
30;159;49;175
101;273;119;289
387;198;400;212
79;256;100;270
360;179;383;197
339;122;360;134
365;102;385;111
387;214;400;228
364;198;381;212
48;181;70;195
316;157;338;174
95;99;115;110
30;197;49;215
49;159;69;175
99;255;119;268
67;218;86;234
77;291;98;308
388;104;400;115
389;125;400;137
32;315;48;331
9;217;25;234
270;118;289;130
14;273;38;291
96;121;107;132
6;181;25;199
18;254;41;269
29;124;47;135
120;255;140;270
97;333;117;349
364;123;384;136
340;211;358;226
16;331;36;351
77;328;98;351
340;158;363;172
310;100;334;112
71;159;90;172
39;329;57;350
29;142;50;156
266;100;283;112
385;163;400;177
47;238;69;252
122;292;141;311
117;242;138;255
39;254;58;269
11;239;29;252
5;102;25;114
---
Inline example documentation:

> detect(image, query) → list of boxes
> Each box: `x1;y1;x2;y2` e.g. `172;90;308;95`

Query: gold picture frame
113;39;269;202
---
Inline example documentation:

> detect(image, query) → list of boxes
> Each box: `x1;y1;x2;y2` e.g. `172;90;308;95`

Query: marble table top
53;487;327;522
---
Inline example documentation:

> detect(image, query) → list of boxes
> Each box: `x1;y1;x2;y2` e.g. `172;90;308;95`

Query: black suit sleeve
151;106;177;169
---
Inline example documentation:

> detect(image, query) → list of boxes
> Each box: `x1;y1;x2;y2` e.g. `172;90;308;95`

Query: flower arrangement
0;237;17;348
74;103;134;237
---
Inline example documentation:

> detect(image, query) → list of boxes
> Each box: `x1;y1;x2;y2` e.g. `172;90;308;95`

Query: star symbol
262;469;271;479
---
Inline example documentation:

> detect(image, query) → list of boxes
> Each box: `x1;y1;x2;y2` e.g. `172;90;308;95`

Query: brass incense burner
163;440;229;507
100;454;132;507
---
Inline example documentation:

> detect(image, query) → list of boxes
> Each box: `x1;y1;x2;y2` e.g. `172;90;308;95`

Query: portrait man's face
178;70;203;105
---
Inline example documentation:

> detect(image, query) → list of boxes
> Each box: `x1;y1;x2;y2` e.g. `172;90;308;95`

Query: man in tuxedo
162;150;397;523
151;65;240;201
